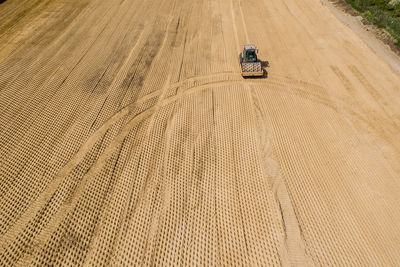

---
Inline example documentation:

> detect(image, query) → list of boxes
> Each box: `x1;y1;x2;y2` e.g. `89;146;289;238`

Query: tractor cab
241;44;258;63
244;49;257;62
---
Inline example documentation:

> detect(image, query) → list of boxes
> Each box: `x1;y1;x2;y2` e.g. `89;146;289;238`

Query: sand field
0;0;399;265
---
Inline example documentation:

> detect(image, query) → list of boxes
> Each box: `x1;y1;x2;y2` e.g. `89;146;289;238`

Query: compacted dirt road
0;0;399;265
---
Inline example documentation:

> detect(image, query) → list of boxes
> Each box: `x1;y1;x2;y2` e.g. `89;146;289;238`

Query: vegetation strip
345;0;400;46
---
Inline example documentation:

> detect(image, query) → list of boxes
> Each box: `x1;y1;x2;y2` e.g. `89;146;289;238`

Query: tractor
239;44;263;77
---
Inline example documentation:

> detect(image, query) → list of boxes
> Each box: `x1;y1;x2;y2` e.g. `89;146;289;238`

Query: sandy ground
0;0;399;265
322;0;400;74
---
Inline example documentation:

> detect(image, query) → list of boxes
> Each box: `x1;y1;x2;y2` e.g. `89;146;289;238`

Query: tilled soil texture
1;0;400;266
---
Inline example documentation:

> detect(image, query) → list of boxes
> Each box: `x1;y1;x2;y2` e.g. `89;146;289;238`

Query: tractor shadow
0;0;7;4
261;60;269;78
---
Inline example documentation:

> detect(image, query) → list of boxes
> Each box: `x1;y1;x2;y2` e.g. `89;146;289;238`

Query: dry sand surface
0;0;400;265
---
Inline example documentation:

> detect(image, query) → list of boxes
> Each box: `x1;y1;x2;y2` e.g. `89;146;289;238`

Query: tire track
348;64;400;127
0;0;137;208
0;0;146;251
0;0;152;260
248;83;314;266
0;6;178;263
37;74;372;186
238;0;250;44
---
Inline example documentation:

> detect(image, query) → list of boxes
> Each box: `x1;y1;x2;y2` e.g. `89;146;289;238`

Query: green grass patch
345;0;400;46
